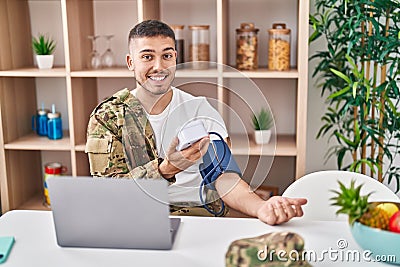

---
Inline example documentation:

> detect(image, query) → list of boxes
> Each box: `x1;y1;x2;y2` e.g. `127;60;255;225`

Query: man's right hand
158;136;210;178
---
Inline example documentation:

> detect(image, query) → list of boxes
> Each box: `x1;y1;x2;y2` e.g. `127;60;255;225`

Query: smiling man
85;20;307;225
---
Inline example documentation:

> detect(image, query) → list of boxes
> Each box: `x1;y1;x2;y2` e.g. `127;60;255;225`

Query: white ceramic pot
36;55;54;69
254;130;271;144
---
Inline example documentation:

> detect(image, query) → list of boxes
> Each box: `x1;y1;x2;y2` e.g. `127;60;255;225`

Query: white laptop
47;176;181;250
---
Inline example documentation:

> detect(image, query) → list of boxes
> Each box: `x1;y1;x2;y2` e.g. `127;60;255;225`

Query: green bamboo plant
309;0;400;191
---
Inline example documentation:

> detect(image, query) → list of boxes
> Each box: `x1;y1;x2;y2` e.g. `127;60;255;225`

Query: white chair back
282;170;399;221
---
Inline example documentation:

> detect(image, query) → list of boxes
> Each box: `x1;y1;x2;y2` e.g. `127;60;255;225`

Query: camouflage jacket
85;88;169;180
226;231;312;267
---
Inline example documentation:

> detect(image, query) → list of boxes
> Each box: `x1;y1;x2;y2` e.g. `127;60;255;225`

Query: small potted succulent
252;108;273;144
32;34;56;69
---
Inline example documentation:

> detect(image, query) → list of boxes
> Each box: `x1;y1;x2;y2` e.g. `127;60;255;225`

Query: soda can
43;162;67;206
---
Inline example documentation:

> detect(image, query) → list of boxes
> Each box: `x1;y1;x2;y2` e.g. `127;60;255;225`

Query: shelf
0;67;67;77
231;134;296;156
75;144;86;152
77;135;296;156
175;67;219;78
0;67;297;79
223;68;299;79
18;194;50;211
71;66;220;78
0;0;308;212
71;67;132;77
75;135;296;156
4;132;71;151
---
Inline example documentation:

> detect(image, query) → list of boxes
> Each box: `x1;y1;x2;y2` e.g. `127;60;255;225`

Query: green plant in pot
32;34;56;69
252;108;273;144
309;0;400;190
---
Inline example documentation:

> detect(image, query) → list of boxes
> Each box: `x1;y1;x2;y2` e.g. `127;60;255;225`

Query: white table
0;210;388;266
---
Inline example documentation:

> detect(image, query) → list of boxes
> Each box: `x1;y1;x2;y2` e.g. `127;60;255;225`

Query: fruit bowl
350;202;400;265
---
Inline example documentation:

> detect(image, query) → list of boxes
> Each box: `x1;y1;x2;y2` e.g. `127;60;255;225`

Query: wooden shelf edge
231;134;296;156
175;68;219;78
0;67;67;77
223;68;299;79
74;136;296;156
4;133;72;151
75;144;86;152
71;67;220;78
3;133;295;155
71;67;132;77
0;67;298;79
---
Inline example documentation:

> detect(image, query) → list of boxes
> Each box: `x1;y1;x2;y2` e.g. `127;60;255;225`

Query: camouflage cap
226;231;312;267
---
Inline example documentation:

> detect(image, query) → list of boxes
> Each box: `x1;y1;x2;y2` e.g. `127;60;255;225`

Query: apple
389;210;400;233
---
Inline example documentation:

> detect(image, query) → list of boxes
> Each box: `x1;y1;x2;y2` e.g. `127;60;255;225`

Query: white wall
93;0;138;67
305;0;337;174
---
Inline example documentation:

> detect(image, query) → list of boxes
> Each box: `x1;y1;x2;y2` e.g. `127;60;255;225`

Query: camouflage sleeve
85;105;161;179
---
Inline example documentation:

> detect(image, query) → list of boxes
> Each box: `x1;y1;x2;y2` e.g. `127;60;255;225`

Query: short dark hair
128;20;175;44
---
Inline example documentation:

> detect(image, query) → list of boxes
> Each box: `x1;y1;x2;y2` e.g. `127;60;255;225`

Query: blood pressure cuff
199;139;242;190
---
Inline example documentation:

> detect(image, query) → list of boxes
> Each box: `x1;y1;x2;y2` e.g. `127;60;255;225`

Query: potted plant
32;34;56;69
309;0;400;190
252;108;273;144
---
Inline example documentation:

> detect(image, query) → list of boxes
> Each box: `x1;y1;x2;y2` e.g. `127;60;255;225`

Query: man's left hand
159;136;210;178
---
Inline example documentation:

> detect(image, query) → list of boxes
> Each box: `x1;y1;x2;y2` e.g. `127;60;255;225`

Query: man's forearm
215;173;264;217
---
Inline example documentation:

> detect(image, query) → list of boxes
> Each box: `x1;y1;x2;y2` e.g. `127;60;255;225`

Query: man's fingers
281;198;296;218
273;202;288;224
164;136;208;171
294;204;304;217
287;198;306;217
167;136;179;154
198;137;210;155
288;198;307;205
182;137;209;158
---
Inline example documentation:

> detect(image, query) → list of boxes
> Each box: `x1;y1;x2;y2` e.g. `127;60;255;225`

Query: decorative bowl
350;202;400;265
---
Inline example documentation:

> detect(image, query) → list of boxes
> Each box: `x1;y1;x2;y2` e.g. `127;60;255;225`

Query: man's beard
137;80;171;96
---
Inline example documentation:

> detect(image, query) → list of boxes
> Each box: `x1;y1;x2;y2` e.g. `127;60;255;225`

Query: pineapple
331;179;390;230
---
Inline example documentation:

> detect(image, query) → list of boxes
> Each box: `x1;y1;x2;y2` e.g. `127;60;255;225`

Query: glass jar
47;111;63;140
189;25;210;69
268;23;291;71
236;23;259;70
171;25;185;68
32;108;49;136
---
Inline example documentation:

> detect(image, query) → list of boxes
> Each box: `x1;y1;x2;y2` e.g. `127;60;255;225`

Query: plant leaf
330;68;351;84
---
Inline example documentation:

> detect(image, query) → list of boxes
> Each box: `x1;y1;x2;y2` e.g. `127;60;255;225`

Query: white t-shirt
132;87;228;204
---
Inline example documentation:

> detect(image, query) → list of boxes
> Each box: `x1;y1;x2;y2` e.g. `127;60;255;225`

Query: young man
86;20;307;225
